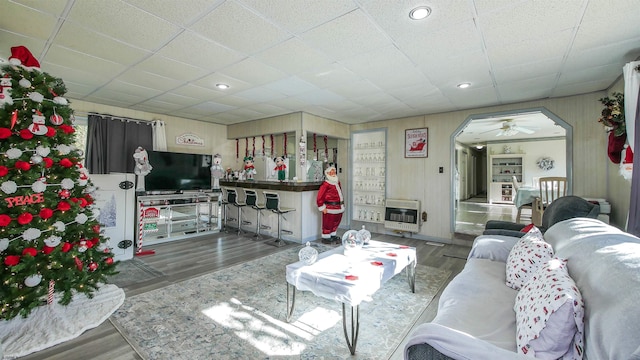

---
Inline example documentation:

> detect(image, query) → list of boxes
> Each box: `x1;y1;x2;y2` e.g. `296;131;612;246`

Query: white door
90;173;135;261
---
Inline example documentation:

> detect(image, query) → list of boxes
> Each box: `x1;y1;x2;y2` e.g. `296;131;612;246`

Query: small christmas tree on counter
0;46;117;320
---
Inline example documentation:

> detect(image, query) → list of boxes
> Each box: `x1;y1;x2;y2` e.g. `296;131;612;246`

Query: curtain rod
75;111;158;125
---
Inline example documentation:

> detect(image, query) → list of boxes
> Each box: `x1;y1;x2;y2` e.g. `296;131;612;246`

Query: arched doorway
450;107;573;234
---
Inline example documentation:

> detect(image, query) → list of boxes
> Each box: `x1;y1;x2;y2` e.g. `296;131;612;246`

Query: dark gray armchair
483;195;600;237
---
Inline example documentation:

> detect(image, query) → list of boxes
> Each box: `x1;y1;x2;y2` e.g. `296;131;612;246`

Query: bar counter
219;180;323;243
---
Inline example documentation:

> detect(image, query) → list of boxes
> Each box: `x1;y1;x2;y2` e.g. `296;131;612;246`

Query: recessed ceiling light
457;82;471;89
409;6;431;20
216;83;229;90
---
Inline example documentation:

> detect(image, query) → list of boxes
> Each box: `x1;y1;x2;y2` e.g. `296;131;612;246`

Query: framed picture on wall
405;128;428;158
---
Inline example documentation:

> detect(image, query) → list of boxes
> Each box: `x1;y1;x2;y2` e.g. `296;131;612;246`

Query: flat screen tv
145;151;212;192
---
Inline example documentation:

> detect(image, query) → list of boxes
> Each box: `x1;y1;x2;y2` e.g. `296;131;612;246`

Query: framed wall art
405;128;428;158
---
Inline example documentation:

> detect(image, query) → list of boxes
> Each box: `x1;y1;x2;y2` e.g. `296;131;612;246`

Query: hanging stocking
607;132;626;164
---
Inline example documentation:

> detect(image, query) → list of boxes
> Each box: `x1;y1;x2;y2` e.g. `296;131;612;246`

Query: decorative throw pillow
505;226;553;290
514;258;584;359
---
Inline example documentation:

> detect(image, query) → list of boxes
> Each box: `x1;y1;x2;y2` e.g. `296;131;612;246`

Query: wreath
537;157;554;171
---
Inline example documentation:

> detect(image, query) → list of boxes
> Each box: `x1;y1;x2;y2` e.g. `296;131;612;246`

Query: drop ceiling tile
293;89;346;106
149;92;204;108
192;73;250;95
135;55;208;82
42;63;111;91
486;30;574;68
265;76;318;96
124;0;224;26
572;15;640;51
493;58;563;83
157;31;244;71
216;107;264;120
218;58;287;85
301;10;391;61
0;1;58;40
0;31;47;61
55;22;151;66
190;1;291;54
418;51;492;88
241;0;357;34
480;0;584;47
255;38;332;74
45;45;126;79
557;63;625;87
98;79;164;101
116;68;184;93
183;101;237;114
552;79;613;98
84;89;147;106
133;99;189;113
442;85;499;109
268;97;308;111
496;75;557;102
328;79;382;98
244;103;289;116
296;63;362;89
204;112;247;125
66;0;180;50
233;85;288;102
12;0;68;16
170;84;226;101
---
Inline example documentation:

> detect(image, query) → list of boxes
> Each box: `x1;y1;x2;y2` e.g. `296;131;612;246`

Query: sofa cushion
543;218;640;360
505;228;553;290
468;235;520;262
514;258;584;359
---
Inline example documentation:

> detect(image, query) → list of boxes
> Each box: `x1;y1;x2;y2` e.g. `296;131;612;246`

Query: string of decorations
235;139;239;159
313;133;317;154
261;135;265;155
283;133;287;157
245;138;248;157
270;134;274;156
252;137;255;157
324;135;328;160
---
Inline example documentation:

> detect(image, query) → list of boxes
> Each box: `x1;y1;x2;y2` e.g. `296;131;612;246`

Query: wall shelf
351;129;387;224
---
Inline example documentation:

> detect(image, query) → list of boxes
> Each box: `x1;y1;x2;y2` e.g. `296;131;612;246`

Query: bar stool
263;191;296;247
220;187;234;233
243;189;269;239
224;187;250;235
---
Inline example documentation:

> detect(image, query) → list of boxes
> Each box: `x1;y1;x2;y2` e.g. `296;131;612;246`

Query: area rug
0;284;125;359
111;247;450;360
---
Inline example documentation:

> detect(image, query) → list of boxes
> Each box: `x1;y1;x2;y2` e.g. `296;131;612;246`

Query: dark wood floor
17;230;471;360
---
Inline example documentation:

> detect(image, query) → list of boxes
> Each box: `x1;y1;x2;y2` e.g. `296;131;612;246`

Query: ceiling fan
482;119;536;136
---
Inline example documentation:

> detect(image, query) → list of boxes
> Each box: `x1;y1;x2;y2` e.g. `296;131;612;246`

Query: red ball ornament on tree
78;198;88;207
45;127;56;137
43;246;55;255
4;255;20;266
105;257;114;265
88;262;98;271
0;127;12;139
15;160;31;171
57;200;71;211
74;256;83;271
42;157;54;168
92;224;101;233
0;166;8;176
0;214;11;226
19;129;34;140
22;247;38;257
59;124;74;134
17;212;33;225
39;208;54;219
59;158;73;168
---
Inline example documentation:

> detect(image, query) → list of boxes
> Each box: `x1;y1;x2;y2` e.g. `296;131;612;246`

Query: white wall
487;139;566;187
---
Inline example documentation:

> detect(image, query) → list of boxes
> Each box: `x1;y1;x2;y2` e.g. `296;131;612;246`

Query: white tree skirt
0;284;125;359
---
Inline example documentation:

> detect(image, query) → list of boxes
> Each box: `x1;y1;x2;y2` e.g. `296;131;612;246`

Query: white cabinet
351;129;386;224
137;192;220;248
489;154;524;204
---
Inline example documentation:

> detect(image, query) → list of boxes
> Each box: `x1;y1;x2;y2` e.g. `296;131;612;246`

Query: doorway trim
450;107;573;233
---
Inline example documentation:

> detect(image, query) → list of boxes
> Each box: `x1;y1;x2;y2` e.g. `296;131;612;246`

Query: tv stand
136;192;220;249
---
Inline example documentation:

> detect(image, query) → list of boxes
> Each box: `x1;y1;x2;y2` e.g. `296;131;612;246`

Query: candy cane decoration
270;134;274;155
252;137;255;157
245;138;248;157
284;133;287;157
236;139;239;159
261;135;265;155
137;201;144;254
47;280;54;305
324;135;328;160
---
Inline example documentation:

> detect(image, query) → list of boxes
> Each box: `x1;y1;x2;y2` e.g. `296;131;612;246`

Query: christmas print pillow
514;258;584;359
505;227;553;290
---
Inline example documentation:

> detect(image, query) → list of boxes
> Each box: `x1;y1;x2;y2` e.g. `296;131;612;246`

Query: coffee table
285;240;417;355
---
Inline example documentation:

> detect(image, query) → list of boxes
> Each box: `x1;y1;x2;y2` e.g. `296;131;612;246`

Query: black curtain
85;114;153;174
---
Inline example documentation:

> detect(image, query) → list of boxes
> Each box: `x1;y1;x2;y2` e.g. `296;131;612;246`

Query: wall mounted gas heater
384;199;420;233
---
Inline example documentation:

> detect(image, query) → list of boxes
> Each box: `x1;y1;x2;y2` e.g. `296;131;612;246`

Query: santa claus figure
316;164;344;244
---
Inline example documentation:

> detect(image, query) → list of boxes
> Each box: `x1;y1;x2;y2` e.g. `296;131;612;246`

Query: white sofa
405;217;640;360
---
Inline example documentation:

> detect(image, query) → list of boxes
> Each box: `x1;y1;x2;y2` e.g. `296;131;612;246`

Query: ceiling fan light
409;6;431;20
